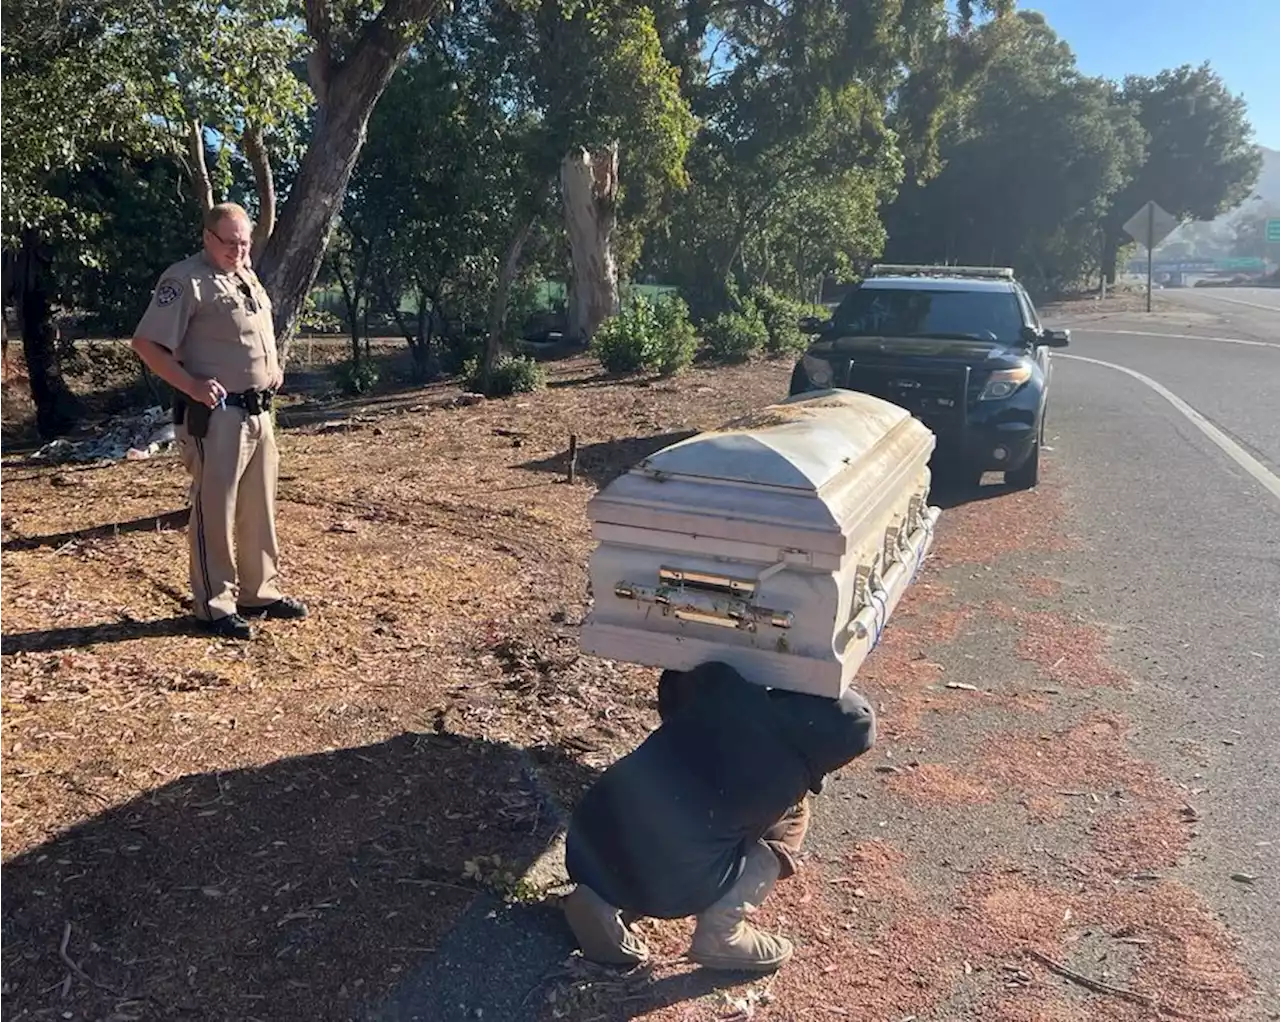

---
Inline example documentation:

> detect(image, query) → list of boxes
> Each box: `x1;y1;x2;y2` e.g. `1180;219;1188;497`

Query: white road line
1063;327;1280;349
1058;353;1280;504
1182;293;1280;313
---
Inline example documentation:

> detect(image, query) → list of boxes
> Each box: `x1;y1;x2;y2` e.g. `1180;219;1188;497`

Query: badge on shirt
155;280;182;307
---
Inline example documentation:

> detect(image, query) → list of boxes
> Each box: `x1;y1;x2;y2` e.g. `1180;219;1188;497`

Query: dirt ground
1;342;793;1020
0;316;1259;1021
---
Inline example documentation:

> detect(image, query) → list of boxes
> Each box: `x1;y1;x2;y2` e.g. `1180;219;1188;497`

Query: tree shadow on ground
1;508;189;552
518;430;697;490
0;733;602;1022
0;614;198;654
544;370;663;391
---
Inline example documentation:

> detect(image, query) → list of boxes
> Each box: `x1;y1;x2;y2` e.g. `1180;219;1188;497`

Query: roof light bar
869;264;1015;280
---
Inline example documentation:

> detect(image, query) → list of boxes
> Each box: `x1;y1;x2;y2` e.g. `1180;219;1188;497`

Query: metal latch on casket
614;566;794;631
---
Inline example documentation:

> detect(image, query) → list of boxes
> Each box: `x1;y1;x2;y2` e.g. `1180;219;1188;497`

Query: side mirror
799;315;830;335
1043;328;1070;348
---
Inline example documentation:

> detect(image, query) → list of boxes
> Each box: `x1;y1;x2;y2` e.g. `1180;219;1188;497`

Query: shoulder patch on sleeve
155;279;183;307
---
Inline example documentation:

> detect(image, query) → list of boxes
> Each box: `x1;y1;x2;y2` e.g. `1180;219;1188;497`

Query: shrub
592;296;659;374
591;292;700;376
462;353;546;397
333;358;379;395
703;302;768;364
749;286;813;357
650;296;698;376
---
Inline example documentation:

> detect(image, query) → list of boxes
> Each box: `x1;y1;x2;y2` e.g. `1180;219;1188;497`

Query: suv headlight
978;364;1033;401
801;354;835;388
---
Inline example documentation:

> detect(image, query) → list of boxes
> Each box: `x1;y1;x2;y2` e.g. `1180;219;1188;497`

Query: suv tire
1006;419;1044;490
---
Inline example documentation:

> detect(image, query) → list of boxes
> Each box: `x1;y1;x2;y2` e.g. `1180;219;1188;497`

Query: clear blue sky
1024;0;1280;150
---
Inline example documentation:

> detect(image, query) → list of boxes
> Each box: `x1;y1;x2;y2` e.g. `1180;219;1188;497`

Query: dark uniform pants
179;407;284;620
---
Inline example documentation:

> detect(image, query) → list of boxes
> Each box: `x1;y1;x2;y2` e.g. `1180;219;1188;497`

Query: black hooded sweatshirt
564;661;876;919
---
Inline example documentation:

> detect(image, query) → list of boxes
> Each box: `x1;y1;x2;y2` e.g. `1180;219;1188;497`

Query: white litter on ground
32;405;177;464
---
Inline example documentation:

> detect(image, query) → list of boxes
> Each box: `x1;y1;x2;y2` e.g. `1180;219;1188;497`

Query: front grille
841;362;970;430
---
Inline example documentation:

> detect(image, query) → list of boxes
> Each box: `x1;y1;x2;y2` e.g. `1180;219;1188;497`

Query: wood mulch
1;348;790;1020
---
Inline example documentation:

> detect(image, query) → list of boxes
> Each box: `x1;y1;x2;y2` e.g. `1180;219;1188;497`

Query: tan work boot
562;884;650;966
688;842;794;972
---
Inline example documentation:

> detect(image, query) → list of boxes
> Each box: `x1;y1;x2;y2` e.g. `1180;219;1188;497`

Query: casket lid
634;390;912;494
587;390;933;558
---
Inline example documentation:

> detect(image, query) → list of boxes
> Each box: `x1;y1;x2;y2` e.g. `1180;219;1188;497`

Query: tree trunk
187;120;215;214
1102;231;1119;286
257;0;445;363
561;144;620;344
333;258;362;363
380;276;416;347
1;248;15;383
377;273;434;377
14;230;79;437
242;124;276;265
409;288;442;382
481;215;537;394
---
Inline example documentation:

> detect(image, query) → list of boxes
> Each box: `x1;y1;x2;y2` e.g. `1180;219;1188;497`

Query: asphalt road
1047;290;1280;1009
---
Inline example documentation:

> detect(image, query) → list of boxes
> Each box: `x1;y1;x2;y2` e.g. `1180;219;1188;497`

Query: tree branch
304;0;333;108
242;124;276;264
186;120;215;214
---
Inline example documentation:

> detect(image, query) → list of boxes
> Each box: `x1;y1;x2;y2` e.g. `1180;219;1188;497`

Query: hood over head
768;686;876;793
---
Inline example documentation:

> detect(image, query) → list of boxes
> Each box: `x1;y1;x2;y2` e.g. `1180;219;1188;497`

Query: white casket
579;389;940;698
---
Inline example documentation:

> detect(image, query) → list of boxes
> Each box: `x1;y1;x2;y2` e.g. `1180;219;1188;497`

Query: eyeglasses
206;227;252;251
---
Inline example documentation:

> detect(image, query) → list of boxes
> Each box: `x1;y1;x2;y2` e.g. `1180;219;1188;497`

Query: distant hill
1215;145;1278;224
1151;145;1278;257
1250;145;1280;206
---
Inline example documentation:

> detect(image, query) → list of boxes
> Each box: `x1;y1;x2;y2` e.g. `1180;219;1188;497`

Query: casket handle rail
613;567;794;632
840;505;939;652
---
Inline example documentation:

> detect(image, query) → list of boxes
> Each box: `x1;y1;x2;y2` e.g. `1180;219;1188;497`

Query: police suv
789;264;1069;489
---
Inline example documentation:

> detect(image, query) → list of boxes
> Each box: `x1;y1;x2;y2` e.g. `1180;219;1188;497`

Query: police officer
131;202;307;640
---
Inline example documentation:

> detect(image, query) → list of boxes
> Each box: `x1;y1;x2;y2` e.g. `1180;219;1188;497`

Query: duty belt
223;389;274;414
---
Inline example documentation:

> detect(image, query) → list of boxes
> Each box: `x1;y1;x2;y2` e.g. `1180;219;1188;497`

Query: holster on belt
185;400;213;439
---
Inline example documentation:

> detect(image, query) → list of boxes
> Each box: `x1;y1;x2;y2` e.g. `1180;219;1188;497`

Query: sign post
1123;201;1180;312
1267;218;1280;245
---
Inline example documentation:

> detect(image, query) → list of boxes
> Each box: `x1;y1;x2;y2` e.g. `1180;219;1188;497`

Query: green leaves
2;0;308;248
638;0;1016;311
882;10;1147;291
1107;63;1263;229
1;0;160;239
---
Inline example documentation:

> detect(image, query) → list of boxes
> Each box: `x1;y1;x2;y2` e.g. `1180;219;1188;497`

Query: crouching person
562;661;876;972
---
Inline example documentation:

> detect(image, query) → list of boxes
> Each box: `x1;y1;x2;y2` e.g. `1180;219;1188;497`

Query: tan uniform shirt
134;252;280;393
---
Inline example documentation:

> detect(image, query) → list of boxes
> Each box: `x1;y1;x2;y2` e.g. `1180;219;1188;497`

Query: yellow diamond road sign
1123;201;1180;250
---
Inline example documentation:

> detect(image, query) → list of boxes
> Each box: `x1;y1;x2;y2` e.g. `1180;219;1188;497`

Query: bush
461;353;546;397
703;302;769;364
749;286;814;357
650;296;698;376
332;358;379;395
591;294;698;377
592;297;658;374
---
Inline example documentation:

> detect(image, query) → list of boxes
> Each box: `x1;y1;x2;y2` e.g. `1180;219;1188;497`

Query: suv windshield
832;287;1025;344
